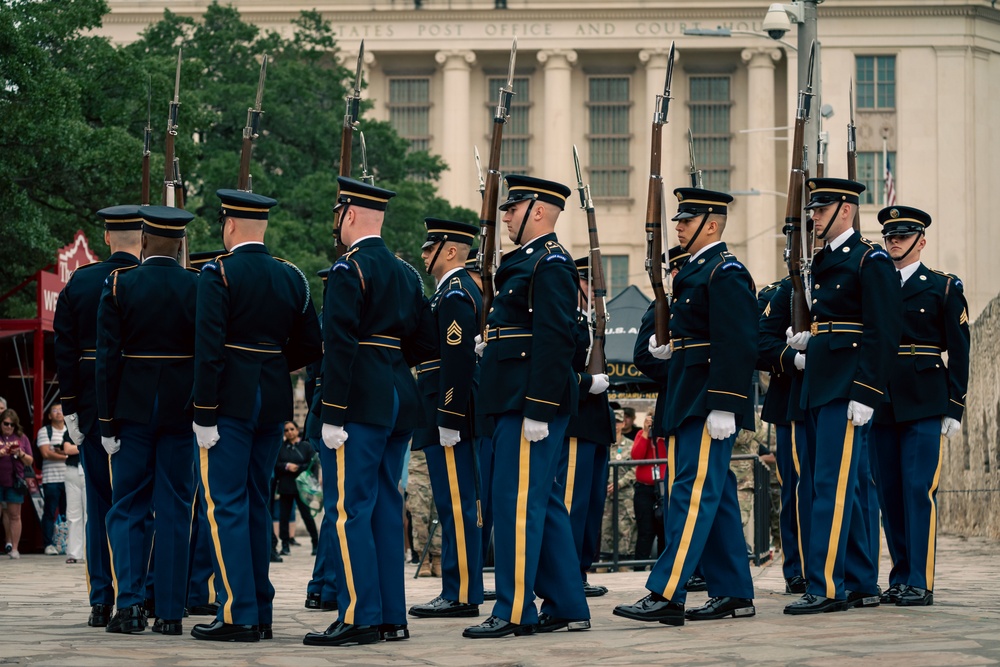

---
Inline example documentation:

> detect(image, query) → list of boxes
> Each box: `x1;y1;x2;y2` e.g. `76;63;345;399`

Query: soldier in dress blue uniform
463;175;591;638
870;206;970;607
556;256;613;600
757;277;808;595
784;178;902;615
190;190;322;642
54;206;142;628
614;188;757;626
408;218;486;619
95;206;199;635
303;177;431;647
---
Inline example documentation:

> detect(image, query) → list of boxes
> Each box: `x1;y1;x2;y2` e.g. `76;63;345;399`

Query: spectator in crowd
620;407;641;442
1;409;35;559
60;430;86;564
38;402;69;555
601;416;636;562
631;413;667;565
275;421;319;555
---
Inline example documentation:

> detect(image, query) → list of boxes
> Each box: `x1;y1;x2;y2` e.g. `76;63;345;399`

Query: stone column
741;47;783;286
361;50;380;121
435;50;477;208
537;49;577;247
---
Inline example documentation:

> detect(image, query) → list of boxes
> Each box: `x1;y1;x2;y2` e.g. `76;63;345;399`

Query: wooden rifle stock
478;119;504;335
645;127;669;346
333;43;365;260
574;145;607;375
783;119;811;335
237;55;268;192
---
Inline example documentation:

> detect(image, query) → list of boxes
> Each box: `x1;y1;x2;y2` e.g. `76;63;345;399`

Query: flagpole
882;136;888;207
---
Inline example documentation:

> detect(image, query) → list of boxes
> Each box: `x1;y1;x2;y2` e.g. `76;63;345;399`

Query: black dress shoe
845;590;880;608
311;544;318;556
257;624;273;640
685;597;756;621
462;615;536;639
187;602;221;616
483;589;497;601
785;575;807;595
409;596;479;618
191;619;259;642
685;574;708;592
613;594;685;626
280;543;291;556
379;623;409;641
536;612;590;633
270;551;283;563
879;583;907;604
152;618;183;635
303;622;379;646
88;603;113;628
305;593;322;610
783;593;847;615
582;582;608;597
896;586;933;607
106;604;147;634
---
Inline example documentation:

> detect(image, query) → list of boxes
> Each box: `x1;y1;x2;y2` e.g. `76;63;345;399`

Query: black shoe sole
152;625;182;635
783;602;848;615
191;631;259;642
408;607;480;618
612;607;685;626
686;607;756;621
462;625;535;639
303;631;380;646
536;619;591;633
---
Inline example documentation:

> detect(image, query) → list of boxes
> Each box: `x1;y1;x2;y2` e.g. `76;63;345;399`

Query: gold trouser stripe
510;431;532;624
790;423;805;574
823;420;855;600
667;436;676;498
208;573;217;604
444;446;470;603
335;446;358;624
199;448;235;624
85;556;92;597
926;438;943;590
107;456;118;598
662;428;711;600
564;438;578;514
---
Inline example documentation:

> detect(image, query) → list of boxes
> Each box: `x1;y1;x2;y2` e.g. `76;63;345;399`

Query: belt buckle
669;340;677;353
809;322;819;336
910;343;916;355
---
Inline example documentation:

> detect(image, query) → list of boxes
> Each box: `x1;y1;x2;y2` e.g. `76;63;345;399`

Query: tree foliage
1;1;475;314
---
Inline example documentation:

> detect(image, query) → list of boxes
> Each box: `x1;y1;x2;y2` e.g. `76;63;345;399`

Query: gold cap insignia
890;208;899;218
676;192;683;201
808;181;816;190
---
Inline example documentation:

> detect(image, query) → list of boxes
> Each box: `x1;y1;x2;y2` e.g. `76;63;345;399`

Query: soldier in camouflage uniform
601;429;636;561
406;449;441;576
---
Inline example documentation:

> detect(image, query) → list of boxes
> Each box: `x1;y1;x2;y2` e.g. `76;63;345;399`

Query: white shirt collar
899;261;922;285
350;235;382;248
142;255;178;263
688;240;723;263
230;241;265;251
436;266;463;289
827;227;855;251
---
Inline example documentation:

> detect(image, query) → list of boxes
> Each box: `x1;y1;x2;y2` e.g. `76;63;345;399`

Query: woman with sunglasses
1;409;35;559
274;422;319;555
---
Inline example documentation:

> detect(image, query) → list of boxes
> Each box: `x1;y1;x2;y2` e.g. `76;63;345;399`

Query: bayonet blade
359;130;373;184
474;146;485;193
664;41;676;99
573;144;584;190
254;54;268;111
805;40;816;94
353;40;365;97
173;48;182;104
849;77;855;125
505;37;517;90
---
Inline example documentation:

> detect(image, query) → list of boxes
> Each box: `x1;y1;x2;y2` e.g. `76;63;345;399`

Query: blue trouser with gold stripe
789;422;812;580
320;390;409;627
775;423;802;580
80;420;115;606
802;400;877;600
854;422;881;579
108;419;195;620
490;412;589;625
477;436;495;563
424;440;484;604
198;393;281;626
870;417;941;591
186;484;217;608
307;435;338;602
646;417;754;604
557;438;608;576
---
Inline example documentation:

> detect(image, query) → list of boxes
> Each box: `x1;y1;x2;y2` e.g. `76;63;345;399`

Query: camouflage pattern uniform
734;412;781;551
601;439;636;559
407;449;441;558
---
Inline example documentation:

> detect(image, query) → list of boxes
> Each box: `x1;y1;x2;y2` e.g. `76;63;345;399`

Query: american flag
883;141;896;207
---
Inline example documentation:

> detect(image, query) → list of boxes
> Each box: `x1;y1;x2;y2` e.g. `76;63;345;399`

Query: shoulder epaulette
442;275;473;302
107;264;139;304
74;260;102;271
930;268;963;295
202;252;233;288
185;266;200;274
859;242;889;267
542;240;569;262
759;280;781;295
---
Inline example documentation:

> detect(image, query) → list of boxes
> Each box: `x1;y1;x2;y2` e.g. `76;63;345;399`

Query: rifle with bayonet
476;37;517;336
782;41;816;335
358;131;374;185
163;49;182;207
333;41;366;258
687;128;703;188
644;41;675;346
574;145;608;375
846;78;861;232
141;78;152;206
237;54;268;192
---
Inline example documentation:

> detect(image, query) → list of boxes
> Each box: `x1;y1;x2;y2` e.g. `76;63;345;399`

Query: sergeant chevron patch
446;321;462;345
960;308;968;325
445;388;454;405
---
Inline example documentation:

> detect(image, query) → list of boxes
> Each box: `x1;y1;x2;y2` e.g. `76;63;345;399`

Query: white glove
522;418;549;443
65;413;85;446
322;423;348;450
847;401;874;427
193;423;220;450
706;410;737;440
648;334;672;360
794;352;806;371
588;374;610;395
474;334;486;358
438;427;461;447
101;436;120;456
941;417;961;438
786;326;812;352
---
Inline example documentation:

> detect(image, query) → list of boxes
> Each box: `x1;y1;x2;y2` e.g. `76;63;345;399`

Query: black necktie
897;270;904;287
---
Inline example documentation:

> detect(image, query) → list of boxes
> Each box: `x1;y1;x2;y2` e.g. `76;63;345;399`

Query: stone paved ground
1;533;999;666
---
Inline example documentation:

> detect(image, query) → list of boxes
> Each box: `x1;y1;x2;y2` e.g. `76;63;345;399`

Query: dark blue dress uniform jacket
661;243;757;433
874;265;970;424
757;278;804;425
96;258;199;436
412;270;482;450
478;234;580;422
799;232;902;410
321;237;430;430
193;244;322;427
54;252;139;432
566;314;615;443
634;302;669;439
